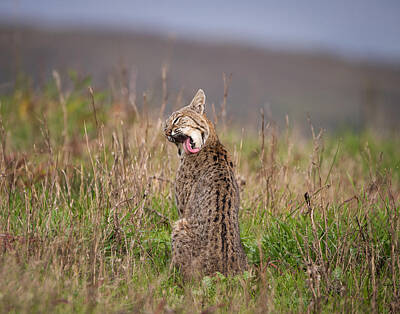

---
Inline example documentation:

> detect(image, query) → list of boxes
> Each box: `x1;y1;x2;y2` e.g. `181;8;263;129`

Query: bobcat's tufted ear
187;89;206;115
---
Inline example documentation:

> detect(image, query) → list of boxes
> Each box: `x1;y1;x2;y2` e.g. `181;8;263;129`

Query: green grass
0;76;399;313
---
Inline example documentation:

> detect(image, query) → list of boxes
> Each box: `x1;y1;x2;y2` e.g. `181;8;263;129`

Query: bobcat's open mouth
183;137;200;154
167;132;200;154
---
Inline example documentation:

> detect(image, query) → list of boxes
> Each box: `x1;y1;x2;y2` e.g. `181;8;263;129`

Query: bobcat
164;89;248;278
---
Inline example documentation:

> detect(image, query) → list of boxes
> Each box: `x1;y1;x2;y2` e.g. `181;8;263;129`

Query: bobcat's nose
164;128;174;142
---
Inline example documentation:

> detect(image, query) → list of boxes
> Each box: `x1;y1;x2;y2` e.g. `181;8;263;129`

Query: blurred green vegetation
0;75;399;313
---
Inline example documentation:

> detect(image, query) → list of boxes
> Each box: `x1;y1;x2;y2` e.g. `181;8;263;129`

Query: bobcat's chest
174;156;204;217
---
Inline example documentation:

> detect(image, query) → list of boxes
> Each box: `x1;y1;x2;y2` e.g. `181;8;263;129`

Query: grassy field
0;74;399;313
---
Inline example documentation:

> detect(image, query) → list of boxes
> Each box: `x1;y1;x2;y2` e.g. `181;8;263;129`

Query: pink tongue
184;137;200;154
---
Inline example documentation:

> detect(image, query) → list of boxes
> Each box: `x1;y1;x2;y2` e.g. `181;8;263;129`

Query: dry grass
0;73;399;313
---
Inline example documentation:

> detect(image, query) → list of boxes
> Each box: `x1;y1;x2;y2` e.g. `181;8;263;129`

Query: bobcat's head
164;89;211;156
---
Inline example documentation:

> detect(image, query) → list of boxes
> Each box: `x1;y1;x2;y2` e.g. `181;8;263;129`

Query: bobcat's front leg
171;218;200;277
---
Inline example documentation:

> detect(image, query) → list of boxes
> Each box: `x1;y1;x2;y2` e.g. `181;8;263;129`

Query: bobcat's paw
173;218;189;232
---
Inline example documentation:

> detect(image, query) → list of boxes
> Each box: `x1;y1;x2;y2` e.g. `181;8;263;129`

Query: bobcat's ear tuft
188;89;206;115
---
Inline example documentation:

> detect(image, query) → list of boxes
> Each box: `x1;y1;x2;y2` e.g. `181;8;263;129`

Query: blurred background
1;0;400;133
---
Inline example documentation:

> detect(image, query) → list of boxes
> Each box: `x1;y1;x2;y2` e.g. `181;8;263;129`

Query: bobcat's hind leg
171;218;200;277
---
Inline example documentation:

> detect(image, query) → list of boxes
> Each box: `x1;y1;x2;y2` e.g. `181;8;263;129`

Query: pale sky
1;0;400;62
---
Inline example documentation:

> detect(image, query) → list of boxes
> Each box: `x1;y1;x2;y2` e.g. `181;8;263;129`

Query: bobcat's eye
173;116;180;125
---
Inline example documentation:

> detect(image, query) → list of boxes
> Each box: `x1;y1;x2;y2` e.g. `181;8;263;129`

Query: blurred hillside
1;25;400;132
